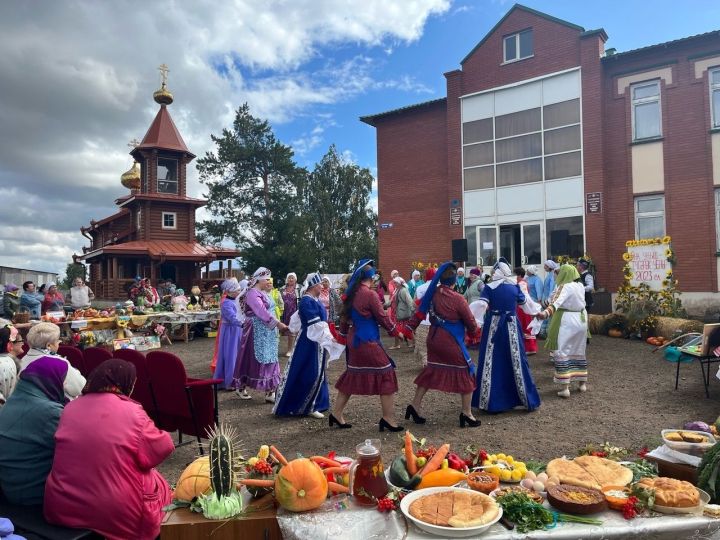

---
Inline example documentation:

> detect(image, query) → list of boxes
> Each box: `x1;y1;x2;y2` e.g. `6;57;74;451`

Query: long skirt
213;323;242;390
553;312;588;385
273;333;329;416
516;307;537;354
472;315;541;413
233;318;280;391
335;329;398;396
414;325;475;394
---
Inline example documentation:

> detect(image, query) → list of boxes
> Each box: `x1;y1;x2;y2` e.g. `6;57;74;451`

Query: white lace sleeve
306;322;345;362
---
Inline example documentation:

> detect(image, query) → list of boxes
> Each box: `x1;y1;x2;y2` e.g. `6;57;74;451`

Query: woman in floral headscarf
233;268;288;403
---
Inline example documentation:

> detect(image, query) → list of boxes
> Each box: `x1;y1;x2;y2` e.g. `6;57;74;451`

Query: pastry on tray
408;490;499;528
546;456;632;490
635;477;700;508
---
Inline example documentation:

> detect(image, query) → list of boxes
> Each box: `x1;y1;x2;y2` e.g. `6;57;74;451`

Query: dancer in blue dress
212;279;246;390
471;258;542;413
273;273;329;419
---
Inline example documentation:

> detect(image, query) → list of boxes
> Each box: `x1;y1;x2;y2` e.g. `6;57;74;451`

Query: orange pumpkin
274;458;328;512
174;456;212;501
608;328;623;338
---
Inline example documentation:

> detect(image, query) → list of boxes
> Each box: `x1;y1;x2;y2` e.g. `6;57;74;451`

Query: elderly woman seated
0;356;68;504
44;359;174;540
21;322;85;399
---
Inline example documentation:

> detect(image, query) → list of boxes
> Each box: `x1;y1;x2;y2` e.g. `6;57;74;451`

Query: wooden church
76;66;239;299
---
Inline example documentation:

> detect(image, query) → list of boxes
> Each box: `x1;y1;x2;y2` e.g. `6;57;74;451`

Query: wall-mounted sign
450;207;462;226
586;192;602;214
380;222;394;229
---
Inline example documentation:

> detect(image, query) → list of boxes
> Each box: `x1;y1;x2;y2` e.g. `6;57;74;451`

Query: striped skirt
552;311;588;385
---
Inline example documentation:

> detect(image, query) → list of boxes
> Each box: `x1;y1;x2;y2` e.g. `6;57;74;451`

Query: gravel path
157;335;720;482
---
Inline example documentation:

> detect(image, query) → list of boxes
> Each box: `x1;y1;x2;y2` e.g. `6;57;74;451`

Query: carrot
405;431;418;476
419;443;450;477
270;445;288;466
310;455;342;468
238;478;275;487
320;467;349;476
327;481;350;494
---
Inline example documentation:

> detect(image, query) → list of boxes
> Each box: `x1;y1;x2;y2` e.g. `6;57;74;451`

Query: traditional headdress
411;270;420;279
487;257;516;289
4;283;18;292
419;261;455;314
544;259;559;271
526;265;538;276
285;272;297;282
250;267;272;288
345;258;374;297
306;272;322;288
393;276;407;287
556;264;580;286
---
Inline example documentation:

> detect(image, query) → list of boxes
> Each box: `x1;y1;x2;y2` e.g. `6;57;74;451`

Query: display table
161;494;281;540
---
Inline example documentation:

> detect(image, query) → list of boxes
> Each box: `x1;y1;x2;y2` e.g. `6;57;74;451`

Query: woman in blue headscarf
471;258;542;414
331;259;407;431
406;262;481;428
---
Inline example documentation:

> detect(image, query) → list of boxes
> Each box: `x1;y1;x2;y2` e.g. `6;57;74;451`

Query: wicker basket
12;308;30;324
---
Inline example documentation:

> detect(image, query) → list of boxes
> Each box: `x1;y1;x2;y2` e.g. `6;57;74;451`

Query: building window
136;209;142;230
503;29;533;63
546;216;584;258
162;212;176;230
711;68;720;129
635;195;665;239
631;81;662;140
715;190;720;250
157;157;178;194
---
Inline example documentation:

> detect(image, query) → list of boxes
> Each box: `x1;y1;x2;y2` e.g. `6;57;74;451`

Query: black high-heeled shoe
405;404;427;424
459;413;481;428
329;413;352;429
378;418;404;432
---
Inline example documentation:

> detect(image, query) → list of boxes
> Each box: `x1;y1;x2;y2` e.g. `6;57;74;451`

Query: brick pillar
445;69;463;248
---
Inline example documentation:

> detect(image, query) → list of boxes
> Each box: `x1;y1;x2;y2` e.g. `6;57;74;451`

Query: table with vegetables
164;421;720;539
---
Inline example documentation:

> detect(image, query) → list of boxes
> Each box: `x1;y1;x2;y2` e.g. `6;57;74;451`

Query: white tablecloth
277;495;720;540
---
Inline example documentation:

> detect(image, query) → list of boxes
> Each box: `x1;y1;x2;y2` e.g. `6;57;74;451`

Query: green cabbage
197;491;244;519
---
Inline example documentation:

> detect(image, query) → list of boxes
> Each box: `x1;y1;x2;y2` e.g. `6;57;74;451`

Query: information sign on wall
628;244;669;291
586;192;602;214
450;207;462;226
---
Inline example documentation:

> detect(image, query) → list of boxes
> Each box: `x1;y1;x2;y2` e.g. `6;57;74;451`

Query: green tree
196;103;310;279
302;145;377;272
61;262;86;290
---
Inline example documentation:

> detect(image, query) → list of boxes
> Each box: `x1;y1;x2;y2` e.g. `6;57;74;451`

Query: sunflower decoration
662;235;672;244
622;252;632;262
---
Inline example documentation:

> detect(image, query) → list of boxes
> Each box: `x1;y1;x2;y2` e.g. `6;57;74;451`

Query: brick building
362;4;720;314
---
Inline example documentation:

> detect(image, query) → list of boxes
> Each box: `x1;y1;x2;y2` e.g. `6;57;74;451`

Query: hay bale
588;314;607;335
654;316;704;339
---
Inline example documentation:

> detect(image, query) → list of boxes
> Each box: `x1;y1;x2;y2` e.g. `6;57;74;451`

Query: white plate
653;488;710;515
661;429;716;456
400;486;502;538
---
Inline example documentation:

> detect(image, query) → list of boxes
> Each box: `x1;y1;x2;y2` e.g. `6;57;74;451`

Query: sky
0;0;718;277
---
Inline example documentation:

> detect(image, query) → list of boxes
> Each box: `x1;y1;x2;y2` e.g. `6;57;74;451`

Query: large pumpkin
174;457;212;501
274;458;328;512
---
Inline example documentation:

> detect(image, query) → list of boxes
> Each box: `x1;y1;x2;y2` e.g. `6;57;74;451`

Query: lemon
482;459;491;466
489;454;497;461
488;466;500;477
500;469;512;482
497;453;506;461
505;455;515;464
511;469;523;481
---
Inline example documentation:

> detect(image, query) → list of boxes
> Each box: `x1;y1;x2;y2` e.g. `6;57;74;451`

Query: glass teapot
349;439;388;505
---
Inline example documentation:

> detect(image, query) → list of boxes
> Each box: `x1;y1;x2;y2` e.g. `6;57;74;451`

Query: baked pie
409;490;499;528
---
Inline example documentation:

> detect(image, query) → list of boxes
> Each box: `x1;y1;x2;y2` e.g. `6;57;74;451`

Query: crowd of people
0;255;594;538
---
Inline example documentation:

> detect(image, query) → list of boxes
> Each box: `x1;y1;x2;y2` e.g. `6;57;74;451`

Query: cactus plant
209;431;234;497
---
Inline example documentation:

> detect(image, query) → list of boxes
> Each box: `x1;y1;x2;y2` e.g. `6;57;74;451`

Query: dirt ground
157;334;720;483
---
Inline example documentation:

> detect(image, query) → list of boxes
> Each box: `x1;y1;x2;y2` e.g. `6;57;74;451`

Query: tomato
646;337;656;345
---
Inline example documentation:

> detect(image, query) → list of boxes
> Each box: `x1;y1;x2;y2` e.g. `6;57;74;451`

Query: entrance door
521;222;543;267
499;225;521;267
476;226;498;268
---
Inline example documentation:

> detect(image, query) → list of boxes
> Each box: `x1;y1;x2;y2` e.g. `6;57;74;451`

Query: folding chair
57;345;86;375
82;347;112;378
112;348;158;422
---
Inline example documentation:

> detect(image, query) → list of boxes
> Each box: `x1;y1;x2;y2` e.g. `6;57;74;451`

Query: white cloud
0;0;449;277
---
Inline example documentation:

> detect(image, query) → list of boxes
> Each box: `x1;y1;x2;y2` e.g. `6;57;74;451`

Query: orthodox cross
127;138;141;149
158;63;170;87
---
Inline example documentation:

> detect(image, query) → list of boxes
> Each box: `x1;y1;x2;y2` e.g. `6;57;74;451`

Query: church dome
153;82;174;105
121;161;141;190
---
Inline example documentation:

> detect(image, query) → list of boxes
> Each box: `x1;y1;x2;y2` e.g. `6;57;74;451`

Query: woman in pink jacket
44;359;173;540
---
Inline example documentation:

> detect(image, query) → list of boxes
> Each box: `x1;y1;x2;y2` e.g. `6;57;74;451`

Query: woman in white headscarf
212;279;246;390
232;268;289;402
389;276;414;350
470;258;542;414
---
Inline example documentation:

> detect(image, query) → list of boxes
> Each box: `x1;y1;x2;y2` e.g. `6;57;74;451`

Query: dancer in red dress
331;259;407;432
514;267;538;355
406;262;481;428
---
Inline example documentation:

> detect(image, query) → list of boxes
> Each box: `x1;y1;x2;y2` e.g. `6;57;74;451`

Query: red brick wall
460;11;583;96
374;101;450;279
602;34;720;292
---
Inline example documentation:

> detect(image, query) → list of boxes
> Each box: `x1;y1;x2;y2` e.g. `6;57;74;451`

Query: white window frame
634;195;665;239
157;157;179;194
715;189;720;251
162;212;177;230
503;29;533;64
631;80;662;141
711;67;720;129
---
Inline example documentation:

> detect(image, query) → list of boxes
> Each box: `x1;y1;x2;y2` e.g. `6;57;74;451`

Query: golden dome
153;82;174;105
121;161;141;190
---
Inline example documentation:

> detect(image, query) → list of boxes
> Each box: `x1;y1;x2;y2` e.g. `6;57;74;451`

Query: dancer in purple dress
233;268;288;403
212;279;246;390
280;273;299;357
